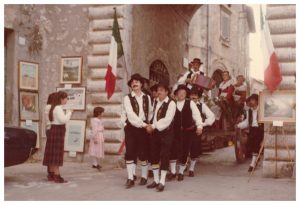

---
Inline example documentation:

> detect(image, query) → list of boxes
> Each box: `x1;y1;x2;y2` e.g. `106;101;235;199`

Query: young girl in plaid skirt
43;91;73;183
88;107;105;170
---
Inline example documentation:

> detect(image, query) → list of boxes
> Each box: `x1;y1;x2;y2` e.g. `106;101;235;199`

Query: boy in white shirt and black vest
145;81;176;192
237;94;264;172
123;73;153;188
189;87;215;177
168;85;203;182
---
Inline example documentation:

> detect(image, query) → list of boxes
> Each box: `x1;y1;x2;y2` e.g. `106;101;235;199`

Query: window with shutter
220;5;231;46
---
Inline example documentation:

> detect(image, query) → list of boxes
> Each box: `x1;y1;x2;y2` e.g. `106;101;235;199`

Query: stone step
87;78;123;92
272;34;295;48
91;92;123;104
92;18;124;31
104;141;124;155
277;76;296;90
264;148;295;162
264;133;296;149
268;19;296;34
88;30;112;44
262;160;294;178
87;55;124;68
279;62;295;76
86;128;124;143
88;5;124;20
92;44;110;55
89;68;124;79
274;47;295;62
266;5;296;20
86;103;123;117
88;30;125;45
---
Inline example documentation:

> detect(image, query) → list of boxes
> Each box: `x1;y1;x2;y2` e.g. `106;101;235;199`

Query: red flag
105;9;124;99
261;7;282;91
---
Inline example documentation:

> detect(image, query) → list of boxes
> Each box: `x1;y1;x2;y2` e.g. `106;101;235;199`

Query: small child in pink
89;107;105;170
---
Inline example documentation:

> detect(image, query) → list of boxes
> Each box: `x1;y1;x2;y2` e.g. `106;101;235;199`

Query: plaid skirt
43;124;66;167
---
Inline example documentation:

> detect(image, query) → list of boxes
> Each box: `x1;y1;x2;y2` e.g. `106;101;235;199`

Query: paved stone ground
4;147;295;201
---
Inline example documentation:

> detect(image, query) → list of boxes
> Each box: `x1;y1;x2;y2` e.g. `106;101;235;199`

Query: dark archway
149;60;170;86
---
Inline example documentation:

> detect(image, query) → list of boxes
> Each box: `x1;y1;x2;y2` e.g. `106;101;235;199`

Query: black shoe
125;179;134;189
166;173;177;181
156;183;165;192
147;181;158;189
188;171;194;177
248;166;254;172
139;177;147;185
177;174;184;181
53;175;68;183
92;165;102;169
133;175;137;181
148;170;153;178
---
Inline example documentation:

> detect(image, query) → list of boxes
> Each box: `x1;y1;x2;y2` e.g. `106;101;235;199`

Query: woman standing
44;92;57;181
43;91;73;183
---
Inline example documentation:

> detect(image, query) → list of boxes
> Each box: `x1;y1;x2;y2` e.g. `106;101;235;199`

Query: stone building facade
262;4;296;178
4;4;255;167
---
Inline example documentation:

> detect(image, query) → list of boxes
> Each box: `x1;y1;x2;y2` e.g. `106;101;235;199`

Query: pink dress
88;118;105;158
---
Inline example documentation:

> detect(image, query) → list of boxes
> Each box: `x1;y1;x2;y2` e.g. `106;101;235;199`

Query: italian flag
261;6;282;92
105;9;124;99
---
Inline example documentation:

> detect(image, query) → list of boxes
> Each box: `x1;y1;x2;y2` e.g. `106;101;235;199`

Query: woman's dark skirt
43;124;66;167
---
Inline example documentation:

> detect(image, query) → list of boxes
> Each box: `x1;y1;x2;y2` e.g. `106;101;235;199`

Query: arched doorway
149;60;170;86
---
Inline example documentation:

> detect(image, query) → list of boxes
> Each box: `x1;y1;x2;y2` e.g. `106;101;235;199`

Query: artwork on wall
19;91;39;120
60;56;83;84
20;121;40;148
259;90;296;123
19;61;39;91
56;87;86;110
64;120;86;152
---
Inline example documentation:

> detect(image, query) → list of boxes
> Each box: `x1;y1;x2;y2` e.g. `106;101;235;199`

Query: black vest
248;109;264;128
127;93;150;123
174;100;195;129
196;103;206;123
186;70;205;85
151;98;173;123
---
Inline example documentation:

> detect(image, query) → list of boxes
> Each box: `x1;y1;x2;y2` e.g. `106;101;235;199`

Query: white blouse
51;105;72;125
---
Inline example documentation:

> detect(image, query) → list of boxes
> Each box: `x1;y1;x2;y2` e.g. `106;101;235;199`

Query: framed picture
19;91;39;120
20;121;40;148
60;56;83;84
64;120;86;152
56;87;86;110
259;90;296;123
19;61;39;91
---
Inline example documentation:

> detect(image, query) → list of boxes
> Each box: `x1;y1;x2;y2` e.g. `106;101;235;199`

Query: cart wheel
233;128;248;163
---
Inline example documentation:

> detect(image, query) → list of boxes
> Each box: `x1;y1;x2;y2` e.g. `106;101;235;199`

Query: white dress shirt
51;105;72;125
123;91;152;128
237;107;259;129
151;96;176;131
176;100;203;129
172;68;204;92
44;104;51;130
197;102;215;127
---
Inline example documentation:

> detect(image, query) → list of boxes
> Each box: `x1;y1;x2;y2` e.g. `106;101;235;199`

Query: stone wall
188;4;251;79
4;4;90;161
131;5;200;86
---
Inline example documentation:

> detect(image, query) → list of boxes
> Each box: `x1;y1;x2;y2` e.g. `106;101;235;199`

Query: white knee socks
170;160;176;174
160;170;167;185
126;161;134;180
189;159;197;171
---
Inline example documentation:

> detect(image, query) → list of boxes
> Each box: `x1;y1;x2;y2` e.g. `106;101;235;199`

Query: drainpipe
206;5;209;75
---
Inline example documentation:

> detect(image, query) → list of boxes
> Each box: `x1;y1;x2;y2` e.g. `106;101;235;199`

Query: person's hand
185;78;192;84
146;124;154;134
196;128;202;136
